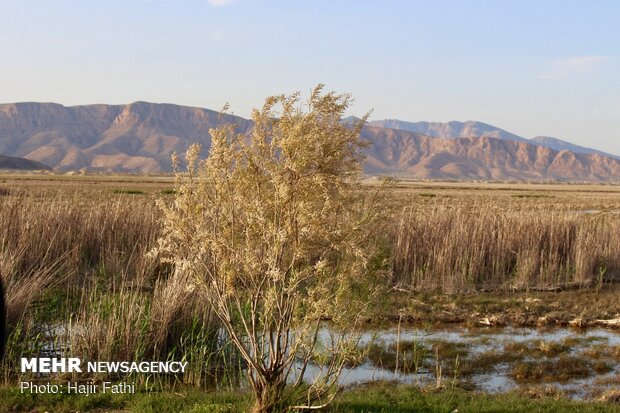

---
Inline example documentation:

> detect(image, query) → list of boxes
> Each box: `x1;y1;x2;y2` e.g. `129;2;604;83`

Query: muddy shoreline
367;284;620;329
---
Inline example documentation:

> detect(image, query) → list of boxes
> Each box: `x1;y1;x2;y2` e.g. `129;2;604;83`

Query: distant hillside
368;119;527;142
0;102;251;173
370;119;619;160
361;126;620;182
530;136;620;160
0;154;51;171
1;101;619;182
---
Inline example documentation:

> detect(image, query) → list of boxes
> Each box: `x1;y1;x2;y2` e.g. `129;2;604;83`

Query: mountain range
368;119;620;160
0;154;51;171
1;102;619;182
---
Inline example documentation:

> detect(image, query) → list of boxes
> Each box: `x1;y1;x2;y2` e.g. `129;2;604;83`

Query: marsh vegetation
1;174;619;411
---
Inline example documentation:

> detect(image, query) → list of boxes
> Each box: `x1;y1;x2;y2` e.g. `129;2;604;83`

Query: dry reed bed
1;185;620;383
0;190;224;384
1;189;159;270
392;198;620;292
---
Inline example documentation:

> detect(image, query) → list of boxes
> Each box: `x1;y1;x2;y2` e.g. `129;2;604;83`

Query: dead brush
0;189;223;386
0;190;160;287
392;199;620;292
0;243;72;327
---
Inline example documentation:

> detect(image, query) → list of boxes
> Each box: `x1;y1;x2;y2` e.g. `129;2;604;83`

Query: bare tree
152;85;387;412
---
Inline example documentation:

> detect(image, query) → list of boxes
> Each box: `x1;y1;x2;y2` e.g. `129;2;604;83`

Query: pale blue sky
1;0;619;154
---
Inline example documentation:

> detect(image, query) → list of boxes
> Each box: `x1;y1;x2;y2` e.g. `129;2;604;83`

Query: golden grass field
3;172;620;298
3;173;620;292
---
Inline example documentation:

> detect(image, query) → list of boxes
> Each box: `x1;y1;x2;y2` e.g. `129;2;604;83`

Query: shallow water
43;321;619;399
306;326;620;399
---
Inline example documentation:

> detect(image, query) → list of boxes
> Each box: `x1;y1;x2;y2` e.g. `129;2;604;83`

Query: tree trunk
251;399;274;413
250;376;285;413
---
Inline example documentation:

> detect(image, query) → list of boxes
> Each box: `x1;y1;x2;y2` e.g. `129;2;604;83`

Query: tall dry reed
0;189;228;385
2;185;619;385
392;199;620;292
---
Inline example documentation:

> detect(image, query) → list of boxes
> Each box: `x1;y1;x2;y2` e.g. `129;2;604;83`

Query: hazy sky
1;0;619;154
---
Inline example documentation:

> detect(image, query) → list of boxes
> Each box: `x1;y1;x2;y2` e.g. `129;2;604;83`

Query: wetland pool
304;326;620;400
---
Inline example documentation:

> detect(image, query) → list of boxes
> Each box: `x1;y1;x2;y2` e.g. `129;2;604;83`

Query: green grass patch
333;385;618;413
0;386;249;413
2;385;619;413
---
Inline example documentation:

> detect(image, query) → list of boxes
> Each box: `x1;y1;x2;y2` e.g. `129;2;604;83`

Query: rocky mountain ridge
1;102;619;182
369;119;619;160
361;126;620;181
